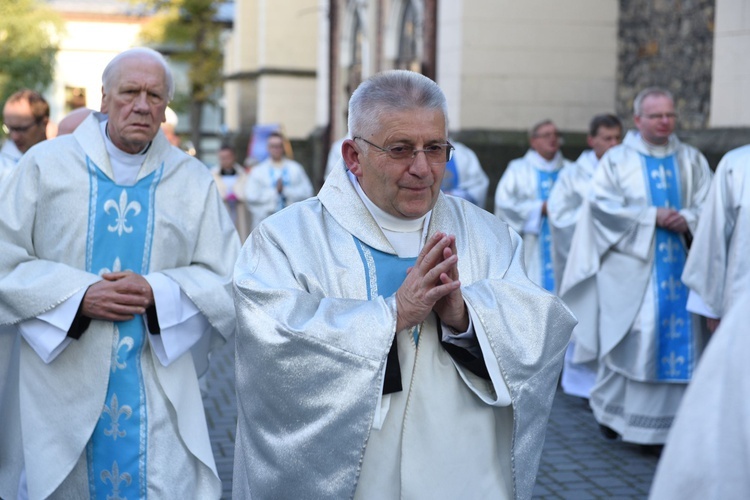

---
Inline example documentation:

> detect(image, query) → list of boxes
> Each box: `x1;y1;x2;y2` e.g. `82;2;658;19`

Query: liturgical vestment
682;144;750;318
233;163;576;500
0;113;239;499
559;131;712;444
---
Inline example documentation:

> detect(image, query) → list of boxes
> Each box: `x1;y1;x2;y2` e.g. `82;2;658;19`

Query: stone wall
617;0;715;129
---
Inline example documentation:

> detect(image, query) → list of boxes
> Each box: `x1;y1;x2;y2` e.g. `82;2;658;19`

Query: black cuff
67;301;92;340
146;305;160;334
437;323;490;380
382;333;403;395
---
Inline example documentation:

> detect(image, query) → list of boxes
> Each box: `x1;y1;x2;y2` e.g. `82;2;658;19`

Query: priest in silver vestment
682;144;750;332
559;87;712;447
0;48;239;499
494;119;574;292
233;70;576;499
548;113;622;400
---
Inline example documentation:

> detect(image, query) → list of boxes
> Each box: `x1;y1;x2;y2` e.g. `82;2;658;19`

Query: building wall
224;0;318;142
616;0;714;129
709;0;750;126
438;0;619;133
51;17;143;122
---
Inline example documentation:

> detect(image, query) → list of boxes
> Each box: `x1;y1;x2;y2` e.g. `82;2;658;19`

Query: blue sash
353;238;418;345
441;156;459;193
85;159;162;499
269;166;290;211
642;154;693;381
537;169;558;292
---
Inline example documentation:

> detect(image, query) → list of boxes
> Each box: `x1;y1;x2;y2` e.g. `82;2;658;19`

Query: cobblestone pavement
202;339;659;499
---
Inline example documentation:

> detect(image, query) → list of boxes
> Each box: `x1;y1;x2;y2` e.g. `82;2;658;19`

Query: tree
139;0;227;159
0;0;64;119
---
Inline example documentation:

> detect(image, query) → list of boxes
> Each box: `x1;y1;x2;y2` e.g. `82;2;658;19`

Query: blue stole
268;165;290;211
85;159;162;499
441;156;460;194
353;238;418;345
537;169;558;292
642;154;693;381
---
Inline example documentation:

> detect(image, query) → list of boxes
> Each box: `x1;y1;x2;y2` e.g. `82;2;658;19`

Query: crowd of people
0;46;746;499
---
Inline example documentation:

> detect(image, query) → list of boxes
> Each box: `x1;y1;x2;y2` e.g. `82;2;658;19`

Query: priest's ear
101;86;110;114
342;138;364;178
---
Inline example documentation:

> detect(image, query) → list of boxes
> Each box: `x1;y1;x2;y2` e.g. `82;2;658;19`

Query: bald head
57;108;94;136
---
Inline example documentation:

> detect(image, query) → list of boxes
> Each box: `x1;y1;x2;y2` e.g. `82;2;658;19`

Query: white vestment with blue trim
494;150;573;291
0;113;239;500
559;130;712;444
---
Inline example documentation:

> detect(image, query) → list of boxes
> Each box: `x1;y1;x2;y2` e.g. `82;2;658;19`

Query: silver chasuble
86;161;162;499
233;162;576;500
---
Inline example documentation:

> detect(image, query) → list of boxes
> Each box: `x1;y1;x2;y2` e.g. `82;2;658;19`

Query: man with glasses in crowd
233;70;575;499
559;87;712;452
243;130;313;231
494;119;574;292
1;89;49;183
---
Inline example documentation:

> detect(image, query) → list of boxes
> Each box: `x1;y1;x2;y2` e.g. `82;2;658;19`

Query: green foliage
0;0;64;105
139;0;225;104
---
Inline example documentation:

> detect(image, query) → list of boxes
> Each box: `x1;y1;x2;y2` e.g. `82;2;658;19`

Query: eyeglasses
643;113;677;121
354;136;454;163
532;131;562;139
3;119;42;134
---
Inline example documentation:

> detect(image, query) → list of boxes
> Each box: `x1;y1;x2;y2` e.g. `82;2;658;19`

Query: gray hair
102;47;175;101
633;87;673;116
347;70;448;139
529;119;555;140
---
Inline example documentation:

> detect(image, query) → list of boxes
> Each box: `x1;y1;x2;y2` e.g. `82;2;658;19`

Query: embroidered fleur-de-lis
100;460;131;500
102;393;133;440
661;351;685;377
660;276;682;301
651;164;673;190
99;257;123;276
662;314;685;339
658;239;680;264
111;328;134;373
104;190;141;236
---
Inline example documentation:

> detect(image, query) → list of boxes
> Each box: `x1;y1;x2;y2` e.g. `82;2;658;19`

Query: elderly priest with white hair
233;70;576;499
0;47;239;499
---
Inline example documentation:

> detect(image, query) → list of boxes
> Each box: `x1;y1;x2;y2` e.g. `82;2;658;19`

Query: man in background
559;87;712;450
243;131;313;230
1;89;49;182
494;119;574;291
211;144;251;241
548;113;622;400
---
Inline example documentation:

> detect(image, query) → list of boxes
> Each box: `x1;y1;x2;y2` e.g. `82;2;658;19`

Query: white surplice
682;144;750;319
494;149;573;288
243;157;313;230
649;292;750;499
548;149;599;398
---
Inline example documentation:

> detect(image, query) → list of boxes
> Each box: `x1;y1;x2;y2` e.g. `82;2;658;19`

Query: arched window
347;10;363;95
395;1;421;72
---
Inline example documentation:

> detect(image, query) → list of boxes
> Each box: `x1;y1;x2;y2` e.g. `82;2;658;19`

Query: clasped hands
395;232;468;333
82;271;154;322
656;208;688;234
